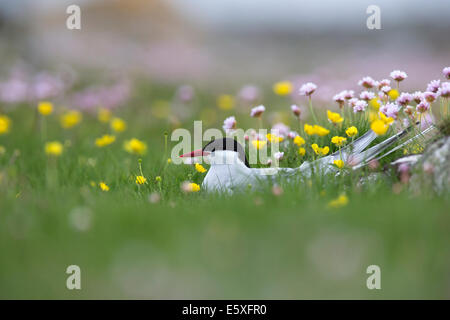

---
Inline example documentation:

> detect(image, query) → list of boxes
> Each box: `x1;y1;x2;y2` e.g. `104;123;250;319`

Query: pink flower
378;79;391;89
299;82;317;96
404;105;414;115
380;85;391;94
176;85;194;102
342;90;354;100
426;80;440;93
358;76;377;89
274;152;284;160
412;91;423;104
333;92;345;105
443;67;450;79
390;70;408;82
250;105;265;118
287;131;298;139
239;85;260;103
291;104;301;117
222;116;237;133
423;91;437;103
438;82;450;98
353;100;367;113
380;102;400;119
416;100;430;113
271;122;290;138
348;98;358;107
396;92;412;106
360;91;375;101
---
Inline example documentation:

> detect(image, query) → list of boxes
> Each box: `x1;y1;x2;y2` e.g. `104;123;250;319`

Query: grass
0;81;449;299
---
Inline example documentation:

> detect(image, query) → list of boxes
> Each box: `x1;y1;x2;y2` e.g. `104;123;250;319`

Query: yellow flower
124;138;147;155
293;136;305;146
0;115;11;135
331;136;347;147
217;94;235;110
369;98;381;110
266;133;283;143
38;101;53;116
95;134;116;147
327;110;344;124
99;182;110;191
195;163;207;173
98;108;111;123
345;126;358;137
311;143;329;156
155;176;162;182
379;112;394;125
333;159;345;169
45;141;63;156
371;119;389;135
273;81;293;96
135;175;147;185
167;158;172;164
304;124;315;135
304;123;330;136
60;110;82;128
328;194;349;208
110;117;127;132
0;145;5;156
251;140;267;150
298;147;306;156
388;89;399;100
181;182;201;193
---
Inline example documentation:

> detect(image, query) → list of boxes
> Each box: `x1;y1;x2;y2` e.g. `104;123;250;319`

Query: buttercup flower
95;134;116;147
110;117;127;132
45;141;63;156
293;135;305;146
291;104;301;117
331;136;347;147
304;124;330;136
371;119;389;135
251;140;267;150
222;116;236;133
299;82;317;96
327;110;343;124
328;194;348;208
38;101;53;116
124;138;147;155
390;70;407;82
135;175;147;185
311;143;329;156
98;108;112;123
266;133;283;143
298;147;306;156
217;94;235;110
181;181;200;193
345;126;358;137
388;89;399;100
273;81;293;96
0;115;11;135
333;159;345;169
60;110;82;129
250;105;265;118
358;76;377;89
369;98;381;110
195;163;207;173
99;182;109;191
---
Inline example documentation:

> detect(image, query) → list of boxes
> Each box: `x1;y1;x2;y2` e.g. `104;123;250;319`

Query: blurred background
0;0;449;102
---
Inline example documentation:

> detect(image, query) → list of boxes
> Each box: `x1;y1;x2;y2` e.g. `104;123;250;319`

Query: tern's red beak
179;149;210;158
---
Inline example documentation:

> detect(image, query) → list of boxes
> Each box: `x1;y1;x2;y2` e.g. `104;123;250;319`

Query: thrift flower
98;108;112;123
439;82;450;98
60;110;82;129
0;115;11;135
135;175;147;185
360;91;375;101
423;91;437;103
327;110;343;124
378;79;391;89
427;80;441;93
274;152;284;160
390;70;407;82
110;117;127;132
345;126;358;137
333;159;345;169
95;134;116;147
124;138;147;155
331;136;347;147
396;92;412;106
217;94;235;110
99;182;109;191
416;100;430;113
299;82;317;96
293;135;305;146
38;101;53;116
412;91;423;103
273;81;293;96
45;141;63;156
443;67;450;79
328;194;348;208
380;103;400;120
195;163;207;173
250;105;265;118
353;100;367;113
222;116;237;133
358;76;377;89
291;104;301;117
